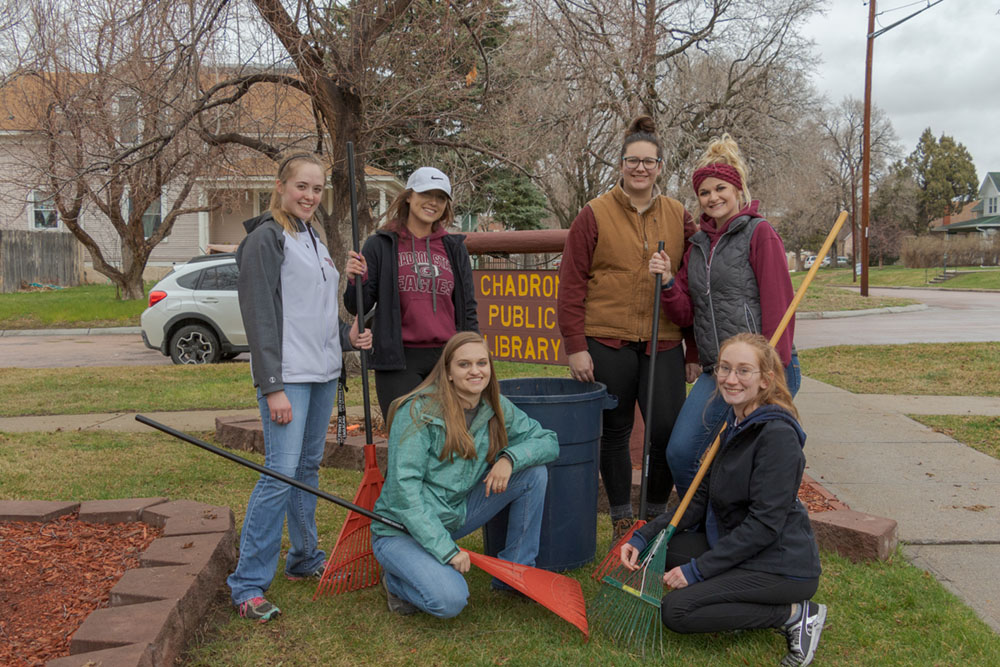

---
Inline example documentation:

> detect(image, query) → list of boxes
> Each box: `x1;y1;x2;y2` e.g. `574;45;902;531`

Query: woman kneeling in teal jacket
372;331;559;617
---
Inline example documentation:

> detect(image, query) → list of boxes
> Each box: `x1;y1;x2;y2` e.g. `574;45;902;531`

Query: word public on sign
475;269;566;365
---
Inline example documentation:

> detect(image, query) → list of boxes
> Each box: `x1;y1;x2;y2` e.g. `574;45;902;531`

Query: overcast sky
801;0;1000;183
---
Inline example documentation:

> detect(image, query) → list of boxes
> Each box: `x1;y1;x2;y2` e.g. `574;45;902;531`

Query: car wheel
169;324;221;365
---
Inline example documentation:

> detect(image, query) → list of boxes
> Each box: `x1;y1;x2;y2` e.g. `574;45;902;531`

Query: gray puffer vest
687;215;763;370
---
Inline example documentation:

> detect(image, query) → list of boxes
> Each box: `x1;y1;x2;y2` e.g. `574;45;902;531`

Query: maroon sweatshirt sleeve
749;220;795;366
557;206;598;355
658;244;695;328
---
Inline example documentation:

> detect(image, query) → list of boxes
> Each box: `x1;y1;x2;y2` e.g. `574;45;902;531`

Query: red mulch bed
0;514;162;667
799;479;838;513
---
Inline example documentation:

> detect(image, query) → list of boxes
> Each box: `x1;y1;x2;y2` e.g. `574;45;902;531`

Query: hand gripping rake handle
346;142;374;445
659;211;849;542
637;240;666;521
135;414;404;532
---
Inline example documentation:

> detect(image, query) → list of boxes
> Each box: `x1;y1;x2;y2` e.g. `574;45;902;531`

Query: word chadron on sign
475;269;566;365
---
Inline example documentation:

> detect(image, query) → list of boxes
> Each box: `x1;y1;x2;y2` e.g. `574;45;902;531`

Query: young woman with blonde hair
372;331;558;618
229;152;372;622
648;134;800;500
622;333;825;666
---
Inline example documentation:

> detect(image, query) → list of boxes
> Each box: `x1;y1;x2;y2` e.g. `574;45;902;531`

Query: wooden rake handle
663;211;849;534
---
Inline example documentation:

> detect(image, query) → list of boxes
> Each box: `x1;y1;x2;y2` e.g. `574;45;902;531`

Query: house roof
931;214;1000;233
984;172;1000;193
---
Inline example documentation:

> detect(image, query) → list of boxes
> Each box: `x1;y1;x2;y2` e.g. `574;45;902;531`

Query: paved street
0;332;247;368
796;287;1000;348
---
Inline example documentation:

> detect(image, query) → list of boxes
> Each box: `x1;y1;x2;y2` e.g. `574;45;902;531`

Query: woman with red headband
648;134;799;500
559;116;696;540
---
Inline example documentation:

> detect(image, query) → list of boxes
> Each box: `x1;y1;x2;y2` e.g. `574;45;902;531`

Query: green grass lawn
798;342;999;396
791;283;915;312
0;283;150;329
1;430;997;665
911;415;1000;461
792;265;1000;290
0;361;571;417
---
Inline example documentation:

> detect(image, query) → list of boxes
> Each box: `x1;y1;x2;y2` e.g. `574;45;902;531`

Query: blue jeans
227;380;337;605
372;465;548;618
667;352;801;499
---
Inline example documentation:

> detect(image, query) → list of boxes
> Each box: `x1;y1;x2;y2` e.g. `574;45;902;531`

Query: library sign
475;269;567;365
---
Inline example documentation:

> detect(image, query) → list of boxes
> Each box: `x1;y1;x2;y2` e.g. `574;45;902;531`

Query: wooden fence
0;230;84;293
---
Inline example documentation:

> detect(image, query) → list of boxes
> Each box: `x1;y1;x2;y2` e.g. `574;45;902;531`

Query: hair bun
627;115;656;138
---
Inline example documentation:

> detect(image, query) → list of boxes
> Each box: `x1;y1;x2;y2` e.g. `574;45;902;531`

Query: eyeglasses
622;156;662;170
714;364;760;380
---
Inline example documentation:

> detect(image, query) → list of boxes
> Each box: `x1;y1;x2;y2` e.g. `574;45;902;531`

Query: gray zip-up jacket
236;213;352;395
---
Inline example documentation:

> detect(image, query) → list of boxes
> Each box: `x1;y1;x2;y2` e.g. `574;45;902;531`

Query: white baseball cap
406;167;452;198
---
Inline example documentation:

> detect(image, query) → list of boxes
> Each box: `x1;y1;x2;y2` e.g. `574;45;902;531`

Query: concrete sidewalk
796;376;1000;633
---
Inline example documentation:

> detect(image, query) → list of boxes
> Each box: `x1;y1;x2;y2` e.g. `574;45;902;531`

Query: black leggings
374;346;444;419
660;532;819;634
588;339;685;510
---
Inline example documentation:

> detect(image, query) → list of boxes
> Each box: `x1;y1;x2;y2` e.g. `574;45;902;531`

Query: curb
0;326;142;337
796;303;928;320
0;498;236;667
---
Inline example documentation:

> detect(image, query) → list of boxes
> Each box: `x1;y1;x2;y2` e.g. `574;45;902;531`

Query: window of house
257;191;271;215
118;95;140;145
31;191;59;230
989;198;997;215
128;197;162;239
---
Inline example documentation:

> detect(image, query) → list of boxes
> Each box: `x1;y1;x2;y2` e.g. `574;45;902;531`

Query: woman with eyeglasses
558;115;696;540
345;167;478;421
648;134;799;500
621;333;825;667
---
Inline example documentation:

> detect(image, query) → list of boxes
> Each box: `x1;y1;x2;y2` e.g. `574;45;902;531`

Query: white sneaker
779;600;827;666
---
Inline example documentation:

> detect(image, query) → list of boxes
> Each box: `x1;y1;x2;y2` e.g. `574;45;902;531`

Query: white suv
140;254;248;364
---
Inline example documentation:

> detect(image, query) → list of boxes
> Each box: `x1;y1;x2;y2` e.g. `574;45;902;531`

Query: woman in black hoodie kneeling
621;333;826;667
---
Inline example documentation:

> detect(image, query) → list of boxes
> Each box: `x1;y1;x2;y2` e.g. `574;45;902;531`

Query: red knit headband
692;163;742;193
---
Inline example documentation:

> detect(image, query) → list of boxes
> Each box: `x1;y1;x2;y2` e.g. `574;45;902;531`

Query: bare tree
1;0;228;299
528;0;824;224
821;96;899;275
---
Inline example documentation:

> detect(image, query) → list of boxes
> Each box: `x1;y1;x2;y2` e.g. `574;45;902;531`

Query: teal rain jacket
372;392;559;564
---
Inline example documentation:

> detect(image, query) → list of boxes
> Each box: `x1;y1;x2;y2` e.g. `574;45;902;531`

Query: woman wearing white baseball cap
345;166;479;420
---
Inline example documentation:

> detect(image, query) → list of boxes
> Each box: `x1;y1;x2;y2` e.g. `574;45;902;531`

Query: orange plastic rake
135;415;589;639
314;442;384;596
315;140;383;596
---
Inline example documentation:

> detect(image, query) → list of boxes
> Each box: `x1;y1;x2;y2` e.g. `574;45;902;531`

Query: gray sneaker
779;600;827;666
381;576;419;616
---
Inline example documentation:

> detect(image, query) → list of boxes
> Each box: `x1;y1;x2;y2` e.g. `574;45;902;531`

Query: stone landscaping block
47;642;155;667
110;565;197;606
141;499;234;536
0;500;78;522
215;416;264;454
322;433;388;472
810;509;898;562
78;498;168;523
70;600;183;665
140;532;236;574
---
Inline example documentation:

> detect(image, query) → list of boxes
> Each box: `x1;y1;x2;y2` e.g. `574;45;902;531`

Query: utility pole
860;0;946;297
860;0;876;296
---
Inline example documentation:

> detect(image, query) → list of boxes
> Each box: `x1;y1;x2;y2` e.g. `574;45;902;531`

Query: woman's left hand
483;457;513;497
662;566;689;590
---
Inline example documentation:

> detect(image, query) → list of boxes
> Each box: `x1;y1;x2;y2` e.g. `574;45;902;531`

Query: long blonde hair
694;133;752;205
717;333;798;419
267;152;326;235
386;332;508;463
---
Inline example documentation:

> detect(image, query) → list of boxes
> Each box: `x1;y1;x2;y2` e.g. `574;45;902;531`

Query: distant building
930;173;1000;237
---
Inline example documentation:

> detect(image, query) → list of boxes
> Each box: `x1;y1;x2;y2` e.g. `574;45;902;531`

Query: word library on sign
484;333;563;364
